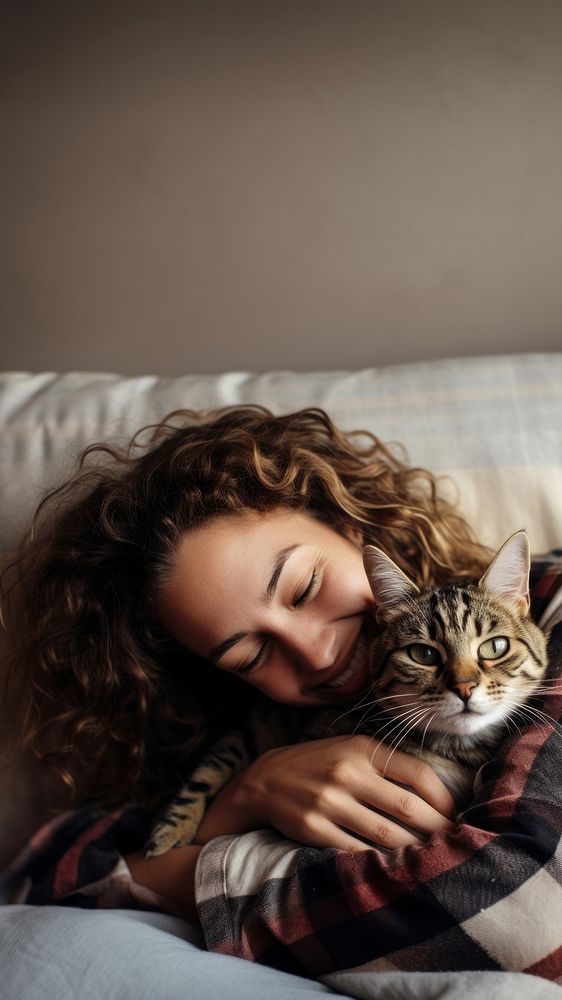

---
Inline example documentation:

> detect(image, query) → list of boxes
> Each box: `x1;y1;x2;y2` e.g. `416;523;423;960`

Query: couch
1;355;562;999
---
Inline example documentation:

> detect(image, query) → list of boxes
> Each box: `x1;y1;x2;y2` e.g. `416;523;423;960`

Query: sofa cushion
1;355;562;555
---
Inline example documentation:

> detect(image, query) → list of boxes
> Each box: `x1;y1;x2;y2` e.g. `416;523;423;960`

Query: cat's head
362;530;548;740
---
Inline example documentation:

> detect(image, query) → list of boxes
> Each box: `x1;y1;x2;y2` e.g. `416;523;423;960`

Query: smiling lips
317;631;368;690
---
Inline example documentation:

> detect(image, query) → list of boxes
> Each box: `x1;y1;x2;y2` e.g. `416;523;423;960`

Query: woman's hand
194;735;456;852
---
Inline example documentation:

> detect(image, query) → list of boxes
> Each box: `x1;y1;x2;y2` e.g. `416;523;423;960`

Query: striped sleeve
194;558;562;985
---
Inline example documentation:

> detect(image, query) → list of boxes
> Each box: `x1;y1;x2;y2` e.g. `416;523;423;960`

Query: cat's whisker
350;706;383;736
525;702;560;725
502;713;522;739
419;712;438;753
503;703;562;743
369;705;429;741
324;696;422;734
348;693;422;719
369;707;429;757
345;707;430;747
350;702;423;738
367;715;424;755
344;689;379;713
338;680;411;715
379;711;433;776
515;708;562;735
511;701;562;727
325;702;377;730
514;719;562;747
368;693;423;702
365;701;422;718
347;705;402;738
330;681;381;718
324;701;424;742
324;679;408;718
374;717;428;767
350;691;420;715
388;710;432;750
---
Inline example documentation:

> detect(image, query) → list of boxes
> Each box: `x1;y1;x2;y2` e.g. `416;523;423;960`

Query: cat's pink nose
451;681;477;703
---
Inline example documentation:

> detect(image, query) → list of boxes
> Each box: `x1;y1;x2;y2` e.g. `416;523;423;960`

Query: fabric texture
0;906;344;1000
2;555;562;990
2;908;561;1000
2;355;562;556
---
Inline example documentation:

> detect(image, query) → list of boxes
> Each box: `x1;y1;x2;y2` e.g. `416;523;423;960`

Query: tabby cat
352;528;548;804
145;529;548;855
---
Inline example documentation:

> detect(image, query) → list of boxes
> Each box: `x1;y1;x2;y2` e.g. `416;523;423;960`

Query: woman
3;406;562;978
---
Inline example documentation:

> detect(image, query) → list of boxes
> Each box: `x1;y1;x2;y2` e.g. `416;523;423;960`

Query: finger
367;743;457;819
300;817;388;854
356;772;455;835
332;796;427;849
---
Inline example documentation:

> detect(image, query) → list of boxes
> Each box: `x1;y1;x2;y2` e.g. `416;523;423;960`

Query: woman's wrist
125;844;202;922
193;762;266;843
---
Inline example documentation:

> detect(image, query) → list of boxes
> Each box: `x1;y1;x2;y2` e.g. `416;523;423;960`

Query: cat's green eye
408;644;441;666
478;636;509;659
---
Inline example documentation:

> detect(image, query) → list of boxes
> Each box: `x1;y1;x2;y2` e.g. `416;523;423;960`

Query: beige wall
2;0;562;375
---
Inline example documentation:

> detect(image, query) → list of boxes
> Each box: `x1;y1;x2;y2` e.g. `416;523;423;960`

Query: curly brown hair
1;405;489;811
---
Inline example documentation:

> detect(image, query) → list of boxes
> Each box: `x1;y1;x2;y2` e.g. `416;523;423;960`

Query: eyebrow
208;543;301;664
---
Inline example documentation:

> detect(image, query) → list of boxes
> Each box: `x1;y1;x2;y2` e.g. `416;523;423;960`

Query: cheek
246;665;301;703
327;558;370;607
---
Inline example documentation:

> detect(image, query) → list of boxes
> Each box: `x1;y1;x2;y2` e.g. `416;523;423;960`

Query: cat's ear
363;545;419;620
478;529;531;614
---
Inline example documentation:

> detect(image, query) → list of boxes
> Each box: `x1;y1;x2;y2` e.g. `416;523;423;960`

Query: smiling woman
3;404;484;833
2;405;506;921
155;509;373;704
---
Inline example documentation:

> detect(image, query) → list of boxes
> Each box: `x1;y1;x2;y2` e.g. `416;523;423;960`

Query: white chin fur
429;704;509;736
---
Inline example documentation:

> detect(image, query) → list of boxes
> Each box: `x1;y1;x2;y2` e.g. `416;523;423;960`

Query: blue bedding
1;905;560;1000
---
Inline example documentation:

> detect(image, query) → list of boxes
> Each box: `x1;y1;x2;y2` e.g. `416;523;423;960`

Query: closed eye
234;570;320;675
294;570;319;607
237;640;269;675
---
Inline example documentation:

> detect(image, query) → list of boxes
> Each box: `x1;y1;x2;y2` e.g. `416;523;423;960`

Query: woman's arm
193;734;455;850
125;845;202;923
125;728;454;925
125;734;453;921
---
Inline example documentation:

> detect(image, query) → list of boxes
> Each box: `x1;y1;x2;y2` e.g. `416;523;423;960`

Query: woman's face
156;509;375;706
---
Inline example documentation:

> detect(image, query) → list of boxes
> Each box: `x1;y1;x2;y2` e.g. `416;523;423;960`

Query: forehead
155;508;331;645
176;508;320;568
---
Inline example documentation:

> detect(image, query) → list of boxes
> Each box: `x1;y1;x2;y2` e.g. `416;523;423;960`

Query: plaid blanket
2;553;562;987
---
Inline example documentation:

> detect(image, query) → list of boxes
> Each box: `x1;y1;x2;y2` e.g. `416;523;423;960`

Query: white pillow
1;354;561;553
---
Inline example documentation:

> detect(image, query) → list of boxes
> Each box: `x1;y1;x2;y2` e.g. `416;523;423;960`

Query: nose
450;680;477;704
283;619;339;672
